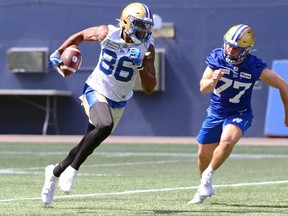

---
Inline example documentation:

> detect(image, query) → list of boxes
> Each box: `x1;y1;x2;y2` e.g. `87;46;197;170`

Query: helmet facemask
126;15;153;44
223;39;252;64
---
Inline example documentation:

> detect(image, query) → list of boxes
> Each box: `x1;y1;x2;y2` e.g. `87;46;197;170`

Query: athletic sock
202;164;215;179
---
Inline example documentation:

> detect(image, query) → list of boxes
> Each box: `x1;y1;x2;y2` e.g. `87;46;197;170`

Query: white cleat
187;187;214;204
59;165;78;194
41;164;58;205
188;172;214;204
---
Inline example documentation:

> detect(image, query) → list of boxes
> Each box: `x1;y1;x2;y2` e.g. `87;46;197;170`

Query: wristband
137;62;144;71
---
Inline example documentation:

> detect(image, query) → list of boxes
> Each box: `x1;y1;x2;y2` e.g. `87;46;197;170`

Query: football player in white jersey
41;2;156;205
188;24;288;204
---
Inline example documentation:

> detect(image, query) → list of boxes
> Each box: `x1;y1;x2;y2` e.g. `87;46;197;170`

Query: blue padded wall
264;60;288;137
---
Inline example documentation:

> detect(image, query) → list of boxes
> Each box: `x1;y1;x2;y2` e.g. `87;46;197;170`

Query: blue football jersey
205;48;267;117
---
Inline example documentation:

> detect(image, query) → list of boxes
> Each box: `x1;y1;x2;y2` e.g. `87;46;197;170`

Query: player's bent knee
97;120;113;137
89;102;114;135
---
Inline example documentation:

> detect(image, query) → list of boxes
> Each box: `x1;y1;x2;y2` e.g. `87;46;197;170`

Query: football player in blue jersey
41;2;156;205
188;24;288;204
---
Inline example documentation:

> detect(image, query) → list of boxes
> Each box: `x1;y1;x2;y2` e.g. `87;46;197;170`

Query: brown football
60;45;82;77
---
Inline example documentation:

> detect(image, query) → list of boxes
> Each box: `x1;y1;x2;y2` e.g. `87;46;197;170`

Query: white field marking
0;160;184;175
0;180;288;203
0;170;42;174
230;154;288;159
1;150;288;159
95;152;195;158
85;160;182;167
0;151;66;156
0;151;287;175
5;150;286;176
1;151;287;175
0;170;115;177
0;151;196;157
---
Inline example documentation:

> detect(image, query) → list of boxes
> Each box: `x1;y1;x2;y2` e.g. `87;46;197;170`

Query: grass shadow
212;203;288;209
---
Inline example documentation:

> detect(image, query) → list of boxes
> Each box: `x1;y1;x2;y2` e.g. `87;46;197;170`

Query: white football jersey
85;25;154;102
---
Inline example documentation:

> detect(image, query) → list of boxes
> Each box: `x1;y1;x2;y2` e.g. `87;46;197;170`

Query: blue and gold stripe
232;25;249;42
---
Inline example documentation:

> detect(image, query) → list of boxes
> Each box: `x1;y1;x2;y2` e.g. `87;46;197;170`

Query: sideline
0;135;287;146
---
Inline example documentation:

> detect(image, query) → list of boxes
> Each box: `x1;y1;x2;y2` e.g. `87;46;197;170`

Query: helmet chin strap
120;28;135;44
223;48;245;65
126;30;142;44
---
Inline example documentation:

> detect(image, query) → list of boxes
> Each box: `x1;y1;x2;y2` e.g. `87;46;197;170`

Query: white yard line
0;160;182;174
0;135;287;145
1;151;287;175
1;150;288;159
0;180;287;203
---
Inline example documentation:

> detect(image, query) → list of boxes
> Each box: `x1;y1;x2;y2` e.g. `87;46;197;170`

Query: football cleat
187;189;214;204
41;164;58;205
59;165;78;194
188;172;215;204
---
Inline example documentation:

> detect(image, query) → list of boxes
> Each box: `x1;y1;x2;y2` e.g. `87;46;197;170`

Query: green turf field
0;141;287;216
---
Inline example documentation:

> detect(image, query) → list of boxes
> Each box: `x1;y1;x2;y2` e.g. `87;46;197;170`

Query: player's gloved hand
129;48;144;70
49;50;63;68
49;50;65;77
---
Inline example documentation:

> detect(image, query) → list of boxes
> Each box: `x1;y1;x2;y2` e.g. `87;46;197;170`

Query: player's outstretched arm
57;25;109;53
49;25;108;77
260;68;288;126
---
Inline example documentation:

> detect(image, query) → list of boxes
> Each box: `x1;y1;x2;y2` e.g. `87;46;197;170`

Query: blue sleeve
205;48;224;70
246;55;267;80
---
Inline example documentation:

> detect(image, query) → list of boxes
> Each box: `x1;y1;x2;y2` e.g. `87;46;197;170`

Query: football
59;45;82;77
